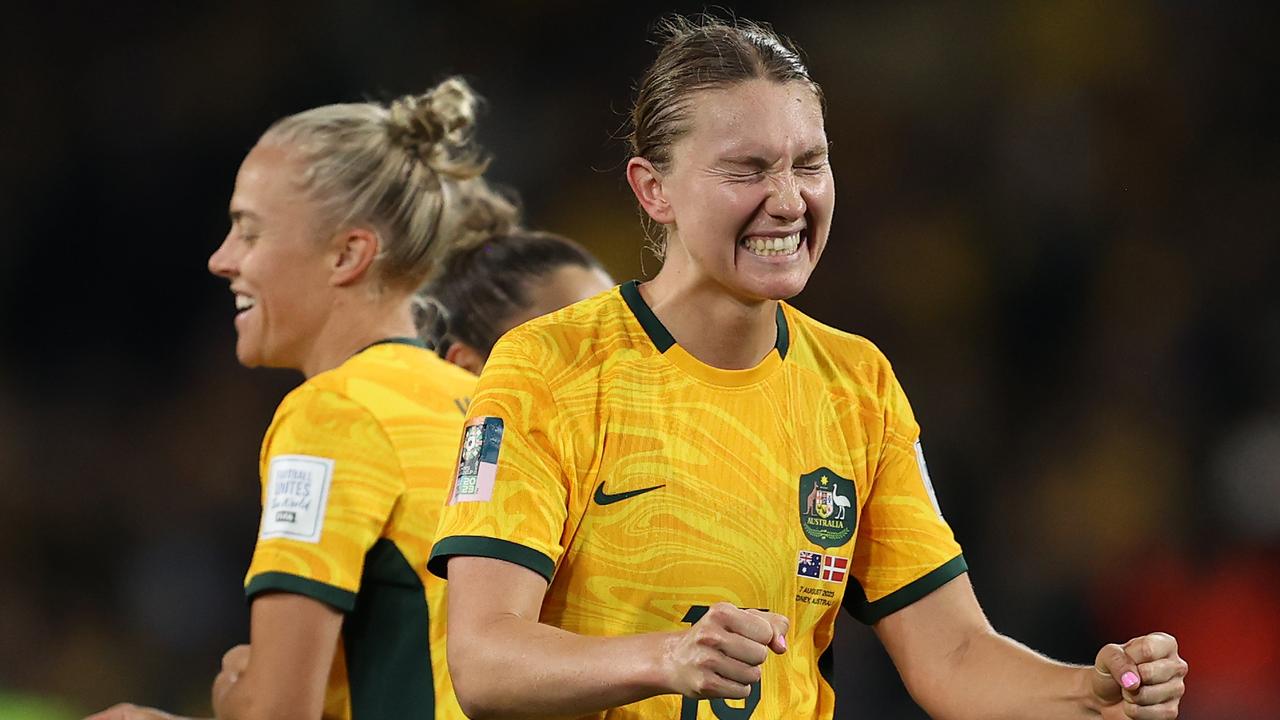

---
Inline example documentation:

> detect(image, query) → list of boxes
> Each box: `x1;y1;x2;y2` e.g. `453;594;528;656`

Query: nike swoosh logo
593;482;665;506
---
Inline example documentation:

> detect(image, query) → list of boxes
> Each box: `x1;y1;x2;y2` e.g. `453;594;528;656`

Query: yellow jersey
429;282;965;719
245;338;474;720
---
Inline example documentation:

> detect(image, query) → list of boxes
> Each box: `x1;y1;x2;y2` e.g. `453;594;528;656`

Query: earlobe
444;341;485;376
331;228;380;286
625;157;675;225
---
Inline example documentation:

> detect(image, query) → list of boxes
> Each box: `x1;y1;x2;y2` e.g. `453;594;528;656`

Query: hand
211;644;251;715
662;602;789;700
1092;632;1188;719
83;704;177;720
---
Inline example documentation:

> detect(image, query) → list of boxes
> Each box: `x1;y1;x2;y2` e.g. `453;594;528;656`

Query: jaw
233;312;263;368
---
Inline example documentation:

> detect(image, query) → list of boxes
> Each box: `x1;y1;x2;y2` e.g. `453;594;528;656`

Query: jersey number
678;605;762;720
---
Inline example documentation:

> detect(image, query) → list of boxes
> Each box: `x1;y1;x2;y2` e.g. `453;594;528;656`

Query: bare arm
211;593;343;720
874;573;1186;720
445;556;789;720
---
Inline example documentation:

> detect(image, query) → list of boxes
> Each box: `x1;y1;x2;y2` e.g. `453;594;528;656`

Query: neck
298;290;418;379
639;272;778;370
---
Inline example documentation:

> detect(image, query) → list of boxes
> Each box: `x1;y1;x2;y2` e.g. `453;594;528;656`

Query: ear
444;341;486;376
625;157;675;225
330;227;380;287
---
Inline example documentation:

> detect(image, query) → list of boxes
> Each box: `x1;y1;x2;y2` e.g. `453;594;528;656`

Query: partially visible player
87;78;512;720
416;230;614;374
429;15;1188;720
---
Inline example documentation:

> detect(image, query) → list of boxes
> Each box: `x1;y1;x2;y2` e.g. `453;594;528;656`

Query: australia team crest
798;467;855;548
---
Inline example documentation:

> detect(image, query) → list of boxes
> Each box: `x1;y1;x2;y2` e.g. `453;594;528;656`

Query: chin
234;340;264;369
743;270;813;302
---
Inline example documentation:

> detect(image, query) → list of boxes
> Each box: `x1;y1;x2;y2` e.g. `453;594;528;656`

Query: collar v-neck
619;280;789;387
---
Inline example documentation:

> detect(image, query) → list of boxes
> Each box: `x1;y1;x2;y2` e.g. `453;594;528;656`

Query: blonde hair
261;77;515;289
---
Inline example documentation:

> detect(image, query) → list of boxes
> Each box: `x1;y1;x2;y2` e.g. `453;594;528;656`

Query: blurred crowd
1;2;1275;718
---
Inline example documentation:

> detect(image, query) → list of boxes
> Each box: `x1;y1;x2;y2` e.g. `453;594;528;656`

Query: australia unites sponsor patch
260;454;334;543
796;550;848;584
449;416;503;504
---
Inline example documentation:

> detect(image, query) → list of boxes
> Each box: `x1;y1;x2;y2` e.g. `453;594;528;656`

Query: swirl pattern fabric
246;341;476;720
430;285;965;719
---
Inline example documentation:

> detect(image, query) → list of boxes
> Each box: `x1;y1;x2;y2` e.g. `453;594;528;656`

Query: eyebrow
229;209;261;224
795;144;831;164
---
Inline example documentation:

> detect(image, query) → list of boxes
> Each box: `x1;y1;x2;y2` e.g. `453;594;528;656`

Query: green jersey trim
774;303;790;359
358;336;427;354
343;539;435;719
619;280;790;360
245;571;357;613
428;535;556;583
845;554;968;624
620;280;677;351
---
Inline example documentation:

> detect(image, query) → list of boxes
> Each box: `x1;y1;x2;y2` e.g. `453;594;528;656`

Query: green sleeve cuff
245;571;357;613
845;554;968;624
428;535;556;583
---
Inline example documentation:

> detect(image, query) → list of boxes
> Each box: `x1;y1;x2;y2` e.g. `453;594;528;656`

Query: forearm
451;615;675;719
907;629;1103;720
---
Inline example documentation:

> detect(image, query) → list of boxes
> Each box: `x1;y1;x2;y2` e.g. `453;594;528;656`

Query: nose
208;231;238;279
765;171;806;222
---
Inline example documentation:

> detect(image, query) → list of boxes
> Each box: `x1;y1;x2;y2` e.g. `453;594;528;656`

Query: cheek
710;185;765;226
804;176;835;217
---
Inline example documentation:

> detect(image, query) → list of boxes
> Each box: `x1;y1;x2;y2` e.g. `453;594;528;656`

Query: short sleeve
428;334;570;584
845;367;966;624
244;388;402;612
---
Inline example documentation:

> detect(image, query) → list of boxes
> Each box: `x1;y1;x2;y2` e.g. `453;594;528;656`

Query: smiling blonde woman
88;78;511;720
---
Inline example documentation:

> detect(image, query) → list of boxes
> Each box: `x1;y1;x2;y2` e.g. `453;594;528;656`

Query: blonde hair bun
386;78;486;180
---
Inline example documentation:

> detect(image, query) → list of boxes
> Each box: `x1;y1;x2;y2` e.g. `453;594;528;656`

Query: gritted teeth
235;294;256;311
739;232;802;257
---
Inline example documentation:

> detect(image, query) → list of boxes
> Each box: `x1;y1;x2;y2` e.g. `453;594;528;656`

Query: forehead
229;143;308;217
677;79;826;160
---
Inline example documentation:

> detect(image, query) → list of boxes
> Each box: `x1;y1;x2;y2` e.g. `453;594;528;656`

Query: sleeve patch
915;439;943;518
260;454;335;543
449;417;503;504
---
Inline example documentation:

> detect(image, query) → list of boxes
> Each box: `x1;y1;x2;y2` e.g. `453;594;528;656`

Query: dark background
1;2;1277;718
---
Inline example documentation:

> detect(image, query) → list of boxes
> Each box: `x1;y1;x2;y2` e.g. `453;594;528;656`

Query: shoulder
782;302;897;388
265;376;387;465
274;344;474;434
488;286;632;378
309;343;473;411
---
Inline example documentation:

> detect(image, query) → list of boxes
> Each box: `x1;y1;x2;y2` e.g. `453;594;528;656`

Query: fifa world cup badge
450;416;504;504
798;467;855;548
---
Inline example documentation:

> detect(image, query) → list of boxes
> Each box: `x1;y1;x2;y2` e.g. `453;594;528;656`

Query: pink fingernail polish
778;634;788;651
1121;671;1140;689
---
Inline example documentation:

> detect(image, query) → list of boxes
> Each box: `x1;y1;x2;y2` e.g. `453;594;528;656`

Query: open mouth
738;230;804;258
235;293;256;314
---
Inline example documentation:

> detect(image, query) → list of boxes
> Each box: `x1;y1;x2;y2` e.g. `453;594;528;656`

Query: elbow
451;681;504;720
455;701;502;720
449;643;504;720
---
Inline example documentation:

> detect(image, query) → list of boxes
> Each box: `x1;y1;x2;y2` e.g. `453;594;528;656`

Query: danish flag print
821;554;849;583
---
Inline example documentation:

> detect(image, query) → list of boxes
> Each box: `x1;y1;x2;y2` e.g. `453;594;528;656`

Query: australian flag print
797;550;823;579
